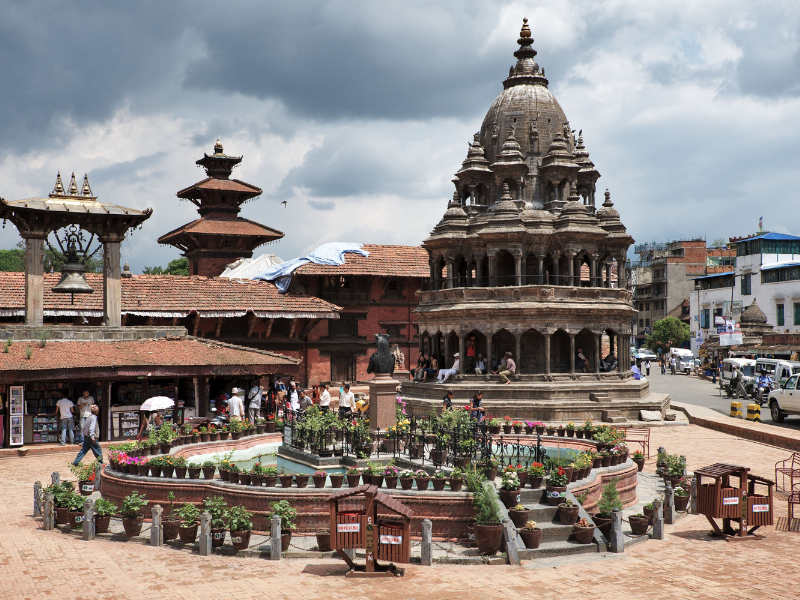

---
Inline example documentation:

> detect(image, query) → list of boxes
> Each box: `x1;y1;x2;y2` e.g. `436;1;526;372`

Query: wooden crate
747;494;773;527
335;511;365;549
377;521;408;563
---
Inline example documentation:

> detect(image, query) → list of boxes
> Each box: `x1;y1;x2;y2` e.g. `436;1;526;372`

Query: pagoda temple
159;140;284;277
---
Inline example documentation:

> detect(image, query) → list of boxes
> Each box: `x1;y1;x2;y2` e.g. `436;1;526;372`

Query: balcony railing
418;284;632;305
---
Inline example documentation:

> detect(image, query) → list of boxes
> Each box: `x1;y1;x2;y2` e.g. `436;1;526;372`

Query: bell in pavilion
52;237;94;301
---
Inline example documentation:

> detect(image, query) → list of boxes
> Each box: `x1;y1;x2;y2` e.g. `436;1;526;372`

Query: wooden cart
695;463;774;541
328;484;413;577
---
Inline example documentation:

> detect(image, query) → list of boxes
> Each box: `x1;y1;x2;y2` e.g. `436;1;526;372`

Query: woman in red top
466;334;477;373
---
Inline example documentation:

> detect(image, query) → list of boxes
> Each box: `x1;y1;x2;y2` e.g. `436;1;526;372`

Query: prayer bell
52;241;94;298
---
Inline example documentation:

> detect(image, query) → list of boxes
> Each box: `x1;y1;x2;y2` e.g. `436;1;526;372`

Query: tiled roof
0;272;340;318
158;216;283;242
176;177;261;199
295;245;429;277
0;336;298;378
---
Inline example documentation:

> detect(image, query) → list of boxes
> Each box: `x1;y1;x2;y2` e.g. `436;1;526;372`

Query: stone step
517;538;600;559
521;503;559;521
534;520;575;543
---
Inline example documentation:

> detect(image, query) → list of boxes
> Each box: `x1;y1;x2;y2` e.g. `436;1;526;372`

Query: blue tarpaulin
253;242;369;293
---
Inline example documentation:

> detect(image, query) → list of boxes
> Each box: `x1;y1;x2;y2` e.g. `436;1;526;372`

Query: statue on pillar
367;333;395;376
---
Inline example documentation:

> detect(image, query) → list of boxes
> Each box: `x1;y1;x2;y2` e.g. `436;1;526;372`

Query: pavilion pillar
594;333;601;373
466;257;473;287
445;258;454;289
102;239;122;327
514;333;522;375
443;334;450;368
569;333;576;375
606;262;612;287
552;253;560;286
513;250;523;287
588;255;596;288
566;252;575;288
488;251;499;287
24;235;45;326
429;261;436;291
485;335;493;373
544;333;551;375
458;334;466;374
476;257;484;287
617;255;627;288
538;256;544;285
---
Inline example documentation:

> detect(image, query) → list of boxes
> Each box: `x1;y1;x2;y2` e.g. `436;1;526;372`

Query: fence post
34;481;42;517
82;499;95;541
420;518;432;566
150;505;163;547
51;472;60;487
270;515;282;560
502;518;520;565
664;484;676;525
610;508;624;553
43;492;55;531
652;501;664;540
199;511;212;556
690;475;698;515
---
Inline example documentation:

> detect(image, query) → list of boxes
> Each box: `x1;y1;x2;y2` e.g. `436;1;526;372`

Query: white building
689;232;800;354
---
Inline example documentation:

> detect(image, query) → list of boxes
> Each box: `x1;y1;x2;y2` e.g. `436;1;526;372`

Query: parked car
767;373;800;422
669;348;694;375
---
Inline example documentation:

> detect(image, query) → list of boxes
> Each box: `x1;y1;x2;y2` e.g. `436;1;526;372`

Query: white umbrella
140;396;175;411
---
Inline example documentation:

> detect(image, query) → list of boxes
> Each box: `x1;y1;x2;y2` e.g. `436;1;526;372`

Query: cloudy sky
1;0;799;271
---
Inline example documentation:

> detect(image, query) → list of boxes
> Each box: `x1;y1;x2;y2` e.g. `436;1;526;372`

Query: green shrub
597;482;622;517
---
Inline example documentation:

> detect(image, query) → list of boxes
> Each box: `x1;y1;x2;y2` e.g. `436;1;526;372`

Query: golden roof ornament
81;174;93;197
520;17;531;39
67;172;79;195
214;139;224;155
51;172;65;196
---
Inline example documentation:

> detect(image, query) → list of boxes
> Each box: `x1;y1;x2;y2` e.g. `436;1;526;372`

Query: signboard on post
719;321;743;346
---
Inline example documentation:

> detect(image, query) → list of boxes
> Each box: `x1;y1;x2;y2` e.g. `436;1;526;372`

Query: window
794;303;800;326
645;303;650;311
741;274;751;295
762;266;800;284
639;303;643;311
700;309;710;329
713;308;723;323
777;304;785;327
645;319;650;327
639;319;644;328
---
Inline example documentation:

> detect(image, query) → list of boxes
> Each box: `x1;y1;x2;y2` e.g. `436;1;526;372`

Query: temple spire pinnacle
81;174;93;197
214;139;224;155
51;172;65;196
67;172;79;196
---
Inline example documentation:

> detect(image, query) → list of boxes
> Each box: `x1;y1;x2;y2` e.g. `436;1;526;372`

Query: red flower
558;468;565;475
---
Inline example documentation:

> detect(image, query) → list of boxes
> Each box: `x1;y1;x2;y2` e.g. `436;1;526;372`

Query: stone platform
400;375;670;422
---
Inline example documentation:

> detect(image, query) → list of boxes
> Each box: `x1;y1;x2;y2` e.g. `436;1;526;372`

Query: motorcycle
756;381;778;406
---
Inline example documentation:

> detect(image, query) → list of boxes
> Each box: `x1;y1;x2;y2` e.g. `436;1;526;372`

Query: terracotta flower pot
188;467;201;479
281;530;292;552
518;527;542;549
150;466;163;478
160;443;172;454
329;474;344;488
593;514;612;539
524;426;533;435
513;425;522;434
313;475;327;488
239;473;251;485
371;475;384;488
161;466;174;478
558;504;580;525
384;476;397;489
573;524;595;544
473;523;504;555
545;485;566;506
230;529;251;550
68;510;84;529
674;494;690;512
566;429;575;437
449;478;464;492
78;480;94;496
94;515;111;534
316;531;332;552
200;433;210;443
265;421;276;433
593;457;602;469
629;516;650;536
643;506;655;525
489;426;501;435
563;466;574;482
575;430;584;439
503;425;512;434
498;488;521;509
174;467;187;479
485;467;498;481
557;428;565;437
528;475;543;489
399;478;414;490
264;475;278;487
231;432;242;440
256;425;266;434
633;458;645;472
162;519;180;541
210;432;221;441
536;426;545;435
280;475;294;488
211;527;226;547
431;479;446;491
517;471;528;487
137;464;150;476
250;474;264;487
546;427;555;435
178;523;198;543
415;477;430;491
202;466;216;480
122;516;143;536
601;455;612;467
508;508;530;528
55;507;69;524
219;469;230;482
346;474;361;487
570;469;579;483
295;474;310;488
118;463;130;474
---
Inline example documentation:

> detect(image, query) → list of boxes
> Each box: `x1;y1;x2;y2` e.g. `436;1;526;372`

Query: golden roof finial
67;172;79;195
520;17;531;38
214;139;223;155
81;173;93;197
51;171;65;196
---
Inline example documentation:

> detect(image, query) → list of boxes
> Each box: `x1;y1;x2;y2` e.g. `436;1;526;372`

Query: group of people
441;389;487;420
413;346;517;384
53;389;103;466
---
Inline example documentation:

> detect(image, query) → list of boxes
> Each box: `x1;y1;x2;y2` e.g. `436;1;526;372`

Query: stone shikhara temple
404;19;669;420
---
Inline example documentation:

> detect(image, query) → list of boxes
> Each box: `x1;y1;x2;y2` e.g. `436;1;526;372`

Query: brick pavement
2;426;800;600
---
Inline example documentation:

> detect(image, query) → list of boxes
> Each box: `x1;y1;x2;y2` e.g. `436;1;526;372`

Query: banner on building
719;321;743;346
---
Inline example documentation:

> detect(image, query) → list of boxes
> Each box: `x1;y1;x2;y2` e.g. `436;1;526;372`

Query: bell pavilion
401;19;669;421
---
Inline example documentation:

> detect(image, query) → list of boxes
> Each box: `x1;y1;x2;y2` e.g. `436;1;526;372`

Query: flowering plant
432;469;447;479
528;462;545;477
566;422;575;430
314;469;328;477
383;465;400;477
512;421;522;427
523;520;539;530
450;468;465;478
346;467;361;475
576;518;593;528
415;469;429;478
548;467;569;487
557;424;565;430
399;469;415;478
582;419;594;431
632;450;645;459
503;415;513;423
504;463;523;474
500;471;520;491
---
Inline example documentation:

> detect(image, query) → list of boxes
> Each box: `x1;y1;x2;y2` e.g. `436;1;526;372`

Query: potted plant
628;512;650;536
161;457;176;479
545;467;569;506
674;480;691;512
431;470;447;491
399;469;415;490
48;482;75;525
502;416;513;434
170;456;187;479
383;466;399;489
204;496;229;547
175;503;200;543
227;505;253;550
535;422;546;435
136;458;150;477
471;477;503;555
582;419;595;440
512;420;523;434
599;451;612;468
202;461;216;480
506;463;527;487
279;472;294;488
414;469;431;491
121;490;147;536
642;500;657;525
368;463;385;487
316;528;332;552
546;424;556;435
498;471;521;508
573;517;595;544
162;491;180;541
482;457;499;481
67;491;85;529
345;467;361;488
487;417;502;435
518;520;542;549
269;500;297;552
565;422;576;437
312;469;328;489
507;503;530;528
265;415;277;433
208;424;220;442
557;424;566;437
632;451;645;472
527;462;545;489
93;497;117;534
238;468;252;486
593;482;622;539
295;472;310;488
187;462;202;479
449;468;465;492
523;420;534;435
558;498;580;525
69;461;99;496
255;417;267;435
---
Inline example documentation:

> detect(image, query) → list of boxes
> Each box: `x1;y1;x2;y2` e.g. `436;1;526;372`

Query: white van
721;358;756;396
669;348;694;374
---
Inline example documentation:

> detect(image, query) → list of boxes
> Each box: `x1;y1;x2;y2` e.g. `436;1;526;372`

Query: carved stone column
476;257;485;287
458;334;466;374
552;252;560;286
544;333;551;375
617;255;627;288
485;334;493;372
514;333;522;374
445;257;455;289
101;237;123;328
595;333;601;373
443;334;451;367
24;235;45;326
565;252;575;287
569;332;576;375
511;249;524;287
487;249;499;287
605;262;612;288
588;254;597;288
537;255;545;286
429;261;437;291
466;256;473;287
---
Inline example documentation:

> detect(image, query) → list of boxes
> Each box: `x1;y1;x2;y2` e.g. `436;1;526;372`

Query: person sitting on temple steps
498;352;516;384
437;353;459;383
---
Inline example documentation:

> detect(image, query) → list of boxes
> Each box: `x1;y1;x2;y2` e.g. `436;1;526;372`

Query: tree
0;247;25;272
711;237;728;248
644;316;690;352
0;240;102;273
143;257;189;276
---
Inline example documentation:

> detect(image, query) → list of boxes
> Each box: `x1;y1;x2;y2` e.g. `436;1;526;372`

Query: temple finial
214;139;223;155
67;172;79;195
51;172;65;196
81;174;93;197
520;17;531;39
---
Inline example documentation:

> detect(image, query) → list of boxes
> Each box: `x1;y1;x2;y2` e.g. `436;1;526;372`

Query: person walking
645;359;651;377
319;384;331;412
56;395;75;446
338;383;354;417
72;404;103;465
299;389;314;411
437;353;460;383
661;359;666;375
247;383;263;424
229;388;245;420
76;390;94;443
499;352;516;384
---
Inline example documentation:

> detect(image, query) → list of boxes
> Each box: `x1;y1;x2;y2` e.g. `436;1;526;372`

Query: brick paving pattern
2;424;800;600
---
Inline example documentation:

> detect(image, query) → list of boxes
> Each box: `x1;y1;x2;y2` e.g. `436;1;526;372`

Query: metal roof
734;232;800;242
760;261;800;271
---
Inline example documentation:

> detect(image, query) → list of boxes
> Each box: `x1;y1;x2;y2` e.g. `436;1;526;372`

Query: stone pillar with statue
367;334;400;432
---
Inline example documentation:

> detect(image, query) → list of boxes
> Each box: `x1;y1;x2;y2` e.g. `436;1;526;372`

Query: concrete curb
670;401;800;452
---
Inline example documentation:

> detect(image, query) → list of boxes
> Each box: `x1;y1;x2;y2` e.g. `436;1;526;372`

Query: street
646;367;800;430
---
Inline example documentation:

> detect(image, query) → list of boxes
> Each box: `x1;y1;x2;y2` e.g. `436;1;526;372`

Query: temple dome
741;300;768;324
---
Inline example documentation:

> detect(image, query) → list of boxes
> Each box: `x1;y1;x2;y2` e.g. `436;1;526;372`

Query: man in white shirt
229;388;245;420
76;390;94;443
475;353;487;375
247;384;263;424
72;404;103;465
56;396;75;446
438;353;460;383
338;383;355;417
319;384;331;412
